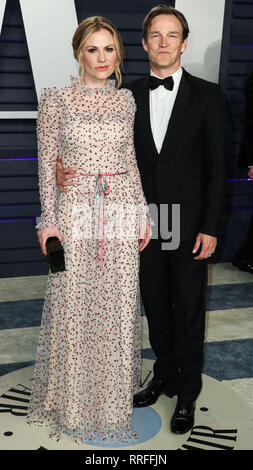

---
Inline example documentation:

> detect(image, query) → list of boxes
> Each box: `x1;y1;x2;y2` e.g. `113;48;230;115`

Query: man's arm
56;155;80;192
192;85;229;260
199;85;229;237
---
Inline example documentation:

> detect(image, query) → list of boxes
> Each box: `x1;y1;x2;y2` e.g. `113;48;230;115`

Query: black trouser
139;236;208;404
238;214;253;259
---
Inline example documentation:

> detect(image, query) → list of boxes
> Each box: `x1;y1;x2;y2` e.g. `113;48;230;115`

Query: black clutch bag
46;237;65;273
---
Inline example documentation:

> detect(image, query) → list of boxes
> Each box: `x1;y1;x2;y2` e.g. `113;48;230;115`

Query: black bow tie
148;75;174;91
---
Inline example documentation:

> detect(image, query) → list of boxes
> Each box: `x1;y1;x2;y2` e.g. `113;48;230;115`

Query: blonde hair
72;16;124;88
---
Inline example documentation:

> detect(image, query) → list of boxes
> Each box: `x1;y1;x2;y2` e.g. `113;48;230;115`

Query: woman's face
81;28;117;86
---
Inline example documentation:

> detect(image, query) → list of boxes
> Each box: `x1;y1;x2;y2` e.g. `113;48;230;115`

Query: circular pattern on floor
74;407;162;448
0;360;252;450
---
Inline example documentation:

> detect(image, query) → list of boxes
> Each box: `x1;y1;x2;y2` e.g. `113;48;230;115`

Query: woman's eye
106;47;114;52
87;48;96;53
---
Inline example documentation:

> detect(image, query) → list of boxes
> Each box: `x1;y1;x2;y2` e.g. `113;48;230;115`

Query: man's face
142;14;187;74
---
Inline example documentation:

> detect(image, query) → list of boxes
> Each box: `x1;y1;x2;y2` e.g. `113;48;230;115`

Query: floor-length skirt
26;176;142;444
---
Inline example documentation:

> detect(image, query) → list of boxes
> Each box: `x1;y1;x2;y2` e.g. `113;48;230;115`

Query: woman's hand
139;221;152;252
37;226;63;256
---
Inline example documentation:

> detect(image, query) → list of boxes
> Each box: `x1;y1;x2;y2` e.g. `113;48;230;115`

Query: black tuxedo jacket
238;72;253;168
124;68;229;240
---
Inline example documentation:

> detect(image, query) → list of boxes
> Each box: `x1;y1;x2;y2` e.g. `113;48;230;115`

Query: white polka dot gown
26;76;150;445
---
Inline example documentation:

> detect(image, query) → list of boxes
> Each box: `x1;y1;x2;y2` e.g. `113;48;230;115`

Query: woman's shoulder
38;81;75;112
117;87;136;113
118;86;135;100
37;86;59;113
39;82;74;98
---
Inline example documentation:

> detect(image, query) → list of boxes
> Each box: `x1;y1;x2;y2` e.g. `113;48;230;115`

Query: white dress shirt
149;66;183;154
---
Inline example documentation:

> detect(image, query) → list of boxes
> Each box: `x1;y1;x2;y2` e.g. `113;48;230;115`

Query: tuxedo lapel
135;77;158;159
159;69;192;159
132;70;192;161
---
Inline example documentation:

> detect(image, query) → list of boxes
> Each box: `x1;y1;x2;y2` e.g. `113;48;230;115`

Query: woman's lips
96;66;109;70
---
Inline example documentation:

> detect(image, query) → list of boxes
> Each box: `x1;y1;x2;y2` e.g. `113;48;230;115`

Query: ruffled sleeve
123;89;151;226
35;87;61;230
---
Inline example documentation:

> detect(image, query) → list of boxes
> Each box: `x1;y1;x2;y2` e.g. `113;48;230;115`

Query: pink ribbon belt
79;171;129;267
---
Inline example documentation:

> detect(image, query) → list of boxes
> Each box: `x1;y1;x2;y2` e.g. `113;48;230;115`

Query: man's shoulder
183;70;226;106
185;69;220;91
184;70;223;96
122;71;221;92
121;77;147;94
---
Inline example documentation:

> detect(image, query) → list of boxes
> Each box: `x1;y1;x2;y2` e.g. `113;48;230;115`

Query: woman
26;16;151;445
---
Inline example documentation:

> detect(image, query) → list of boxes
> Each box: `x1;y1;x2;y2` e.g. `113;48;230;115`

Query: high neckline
70;75;115;94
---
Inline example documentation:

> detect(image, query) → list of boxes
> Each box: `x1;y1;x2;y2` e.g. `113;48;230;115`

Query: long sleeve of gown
124;90;151;226
35;87;60;231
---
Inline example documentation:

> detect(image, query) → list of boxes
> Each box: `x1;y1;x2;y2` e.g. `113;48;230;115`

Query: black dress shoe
170;400;195;434
133;378;177;408
232;253;253;274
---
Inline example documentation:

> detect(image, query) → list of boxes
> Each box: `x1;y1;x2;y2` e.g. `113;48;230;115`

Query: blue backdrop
0;0;252;277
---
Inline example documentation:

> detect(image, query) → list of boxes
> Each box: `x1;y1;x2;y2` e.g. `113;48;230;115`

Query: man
55;5;228;434
232;71;253;273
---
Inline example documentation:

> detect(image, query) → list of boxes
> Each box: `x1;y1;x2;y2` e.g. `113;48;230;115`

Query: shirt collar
150;66;183;88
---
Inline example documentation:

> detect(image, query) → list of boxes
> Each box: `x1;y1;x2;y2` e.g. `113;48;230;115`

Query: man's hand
248;167;253;181
192;232;217;260
56;155;80;193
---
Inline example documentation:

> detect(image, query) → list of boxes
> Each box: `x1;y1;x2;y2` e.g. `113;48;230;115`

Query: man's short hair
142;4;189;42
